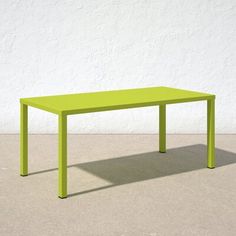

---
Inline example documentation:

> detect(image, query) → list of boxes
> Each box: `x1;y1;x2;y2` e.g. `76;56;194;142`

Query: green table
20;86;215;198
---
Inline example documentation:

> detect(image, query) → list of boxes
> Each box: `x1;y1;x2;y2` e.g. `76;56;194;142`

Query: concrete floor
0;134;236;236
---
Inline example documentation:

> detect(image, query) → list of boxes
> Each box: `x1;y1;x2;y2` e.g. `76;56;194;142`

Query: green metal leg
159;104;166;153
58;114;67;198
207;99;215;168
20;103;28;176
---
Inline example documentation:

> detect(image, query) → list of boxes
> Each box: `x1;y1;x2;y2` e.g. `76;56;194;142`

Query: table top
20;86;215;115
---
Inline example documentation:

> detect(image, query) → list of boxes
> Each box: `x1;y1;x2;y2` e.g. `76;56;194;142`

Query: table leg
20;103;28;176
58;114;67;198
159;104;166;153
207;99;215;168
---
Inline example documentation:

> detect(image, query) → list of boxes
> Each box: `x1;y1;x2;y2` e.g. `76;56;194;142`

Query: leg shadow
28;144;236;197
68;144;236;197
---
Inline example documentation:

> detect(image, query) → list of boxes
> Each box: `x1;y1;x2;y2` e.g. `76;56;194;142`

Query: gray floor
1;134;236;236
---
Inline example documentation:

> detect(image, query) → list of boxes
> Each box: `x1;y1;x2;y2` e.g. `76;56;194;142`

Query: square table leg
58;114;67;198
207;99;215;168
20;103;28;176
159;104;166;153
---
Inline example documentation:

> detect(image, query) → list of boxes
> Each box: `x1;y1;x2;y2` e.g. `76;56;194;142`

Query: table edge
20;95;215;115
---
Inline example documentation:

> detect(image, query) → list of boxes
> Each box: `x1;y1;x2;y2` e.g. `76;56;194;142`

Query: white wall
1;0;235;134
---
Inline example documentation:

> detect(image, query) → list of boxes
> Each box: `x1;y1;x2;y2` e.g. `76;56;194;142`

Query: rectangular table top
20;86;215;115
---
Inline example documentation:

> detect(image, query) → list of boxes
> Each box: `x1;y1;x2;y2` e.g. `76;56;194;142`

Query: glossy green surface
58;115;67;198
20;86;216;198
20;86;215;115
159;104;166;153
207;99;215;168
20;104;28;176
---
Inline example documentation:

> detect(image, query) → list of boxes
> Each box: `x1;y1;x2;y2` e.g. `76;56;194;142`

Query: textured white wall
1;0;235;134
